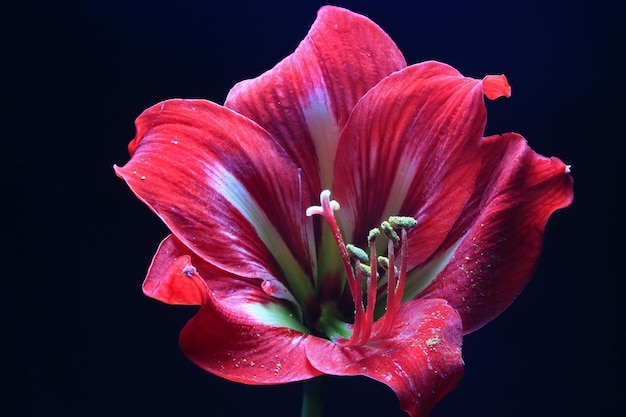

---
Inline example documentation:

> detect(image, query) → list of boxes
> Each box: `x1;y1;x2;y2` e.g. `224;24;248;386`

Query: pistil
306;191;362;343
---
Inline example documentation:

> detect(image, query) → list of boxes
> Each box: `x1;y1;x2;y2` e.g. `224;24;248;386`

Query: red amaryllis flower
115;6;573;417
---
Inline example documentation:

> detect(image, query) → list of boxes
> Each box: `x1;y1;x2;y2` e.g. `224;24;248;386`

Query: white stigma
306;189;340;217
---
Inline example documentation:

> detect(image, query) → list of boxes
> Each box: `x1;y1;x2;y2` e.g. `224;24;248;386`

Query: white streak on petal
301;84;341;190
205;163;312;298
381;150;420;219
244;303;309;333
403;236;464;301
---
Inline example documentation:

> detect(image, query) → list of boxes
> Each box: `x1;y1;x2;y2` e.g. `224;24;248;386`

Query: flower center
306;190;417;346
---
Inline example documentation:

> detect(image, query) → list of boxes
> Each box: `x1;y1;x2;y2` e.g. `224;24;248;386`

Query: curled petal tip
482;74;511;100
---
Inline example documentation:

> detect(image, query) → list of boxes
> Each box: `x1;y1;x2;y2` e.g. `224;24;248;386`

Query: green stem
301;376;327;417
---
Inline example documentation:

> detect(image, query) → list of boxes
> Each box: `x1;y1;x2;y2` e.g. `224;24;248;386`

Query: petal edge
421;132;574;333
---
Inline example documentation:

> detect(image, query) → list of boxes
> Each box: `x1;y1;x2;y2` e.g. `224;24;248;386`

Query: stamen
388;216;417;228
380;238;397;335
368;228;380;242
396;228;409;303
381;221;400;245
377;256;399;277
378;227;409;337
351;259;365;344
358;235;378;345
358;263;372;276
346;244;369;263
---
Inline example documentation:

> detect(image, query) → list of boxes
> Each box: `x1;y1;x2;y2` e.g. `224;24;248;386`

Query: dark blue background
4;0;621;416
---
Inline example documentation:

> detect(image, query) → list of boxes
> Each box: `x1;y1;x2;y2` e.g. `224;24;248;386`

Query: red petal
142;235;205;305
482;74;511;100
143;234;321;383
225;6;406;191
143;234;275;308
180;286;322;384
115;99;315;304
421;133;574;333
304;299;464;417
334;61;487;266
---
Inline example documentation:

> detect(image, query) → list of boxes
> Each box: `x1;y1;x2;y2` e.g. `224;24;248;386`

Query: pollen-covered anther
359;263;372;276
368;228;380;242
380;221;400;245
388;216;417;229
377;256;399;276
346;244;369;263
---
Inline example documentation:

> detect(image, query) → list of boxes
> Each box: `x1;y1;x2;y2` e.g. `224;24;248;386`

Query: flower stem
301;376;327;417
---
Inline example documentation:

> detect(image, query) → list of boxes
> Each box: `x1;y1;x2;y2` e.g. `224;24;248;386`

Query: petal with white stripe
225;5;406;192
115;99;315;306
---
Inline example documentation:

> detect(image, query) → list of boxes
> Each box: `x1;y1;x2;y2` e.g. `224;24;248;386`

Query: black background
4;0;622;416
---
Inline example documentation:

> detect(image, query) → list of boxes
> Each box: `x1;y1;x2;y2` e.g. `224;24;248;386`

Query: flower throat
306;190;417;346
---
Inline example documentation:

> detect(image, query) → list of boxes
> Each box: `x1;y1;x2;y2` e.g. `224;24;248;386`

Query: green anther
377;256;399;275
346;244;369;263
368;228;381;242
359;263;372;276
388;216;417;229
381;221;400;244
377;256;390;269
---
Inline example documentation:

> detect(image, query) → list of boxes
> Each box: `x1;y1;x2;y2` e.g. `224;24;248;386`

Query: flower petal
482;74;511;100
334;61;491;266
225;5;406;191
421;133;574;333
143;235;308;326
143;234;321;383
142;235;205;305
115;99;315;306
304;299;464;417
180;284;322;385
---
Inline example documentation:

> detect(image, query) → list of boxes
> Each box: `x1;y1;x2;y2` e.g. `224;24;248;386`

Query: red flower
115;6;573;417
